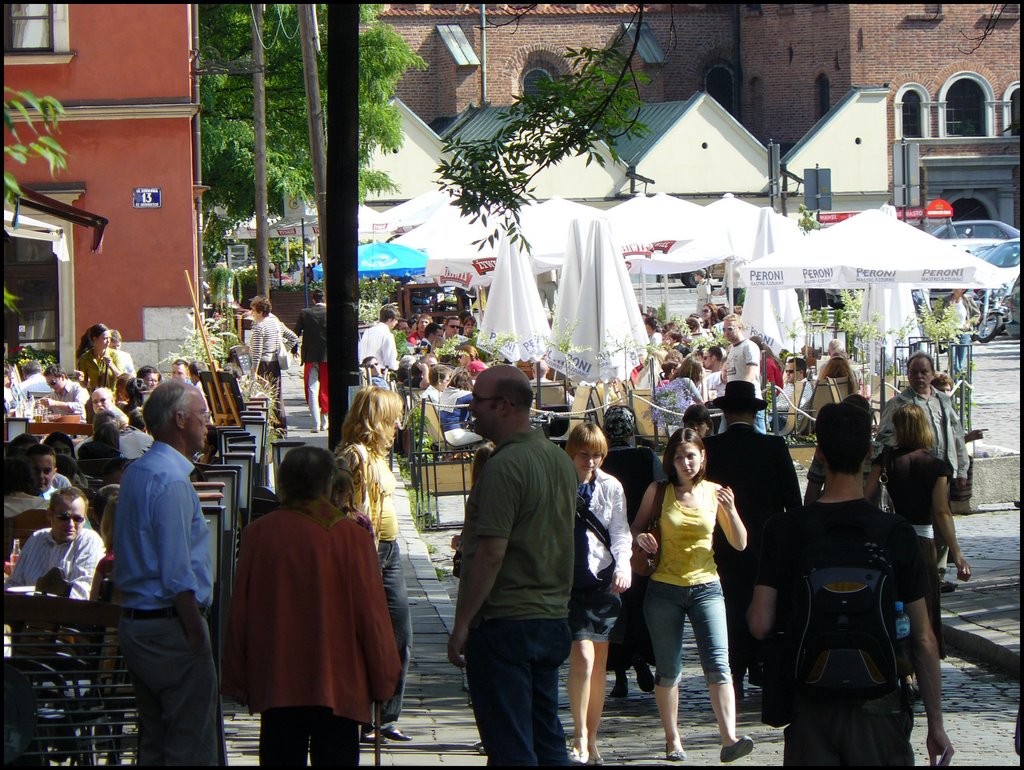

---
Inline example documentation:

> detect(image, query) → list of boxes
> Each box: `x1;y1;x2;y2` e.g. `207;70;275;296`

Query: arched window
705;66;735;116
901;92;923;138
522;68;551;97
1008;86;1020;137
945;79;985;136
816;74;830;118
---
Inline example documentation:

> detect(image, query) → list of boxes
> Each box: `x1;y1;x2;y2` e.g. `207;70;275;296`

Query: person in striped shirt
6;487;104;600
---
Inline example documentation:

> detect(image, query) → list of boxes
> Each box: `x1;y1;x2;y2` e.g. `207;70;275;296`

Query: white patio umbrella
741;208;806;354
665;194;788;305
358;205;388;240
739;209;1006;289
860;205;922;367
477;232;551;363
550;219;590;346
376;189;456;234
547;219;648;384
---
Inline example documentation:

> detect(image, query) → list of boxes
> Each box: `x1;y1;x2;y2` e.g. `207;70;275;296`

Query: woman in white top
564;423;632;766
249;296;298;434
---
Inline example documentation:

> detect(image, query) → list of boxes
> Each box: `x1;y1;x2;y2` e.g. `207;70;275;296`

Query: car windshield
979;240;1021;269
926;223;954;238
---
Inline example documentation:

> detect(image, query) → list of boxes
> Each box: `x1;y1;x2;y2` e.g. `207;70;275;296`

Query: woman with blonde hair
865;402;971;657
335;387;414;743
563;423;632;765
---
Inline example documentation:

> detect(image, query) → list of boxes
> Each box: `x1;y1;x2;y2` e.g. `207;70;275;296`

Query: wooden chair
421;399;486;452
6;508;51;561
776;380;810;437
806;376;854;431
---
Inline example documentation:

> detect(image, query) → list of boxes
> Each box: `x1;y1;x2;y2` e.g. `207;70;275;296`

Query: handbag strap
647;480;668;532
576;484;612;551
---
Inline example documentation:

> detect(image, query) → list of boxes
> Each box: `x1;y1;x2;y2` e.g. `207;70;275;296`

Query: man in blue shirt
114;380;217;765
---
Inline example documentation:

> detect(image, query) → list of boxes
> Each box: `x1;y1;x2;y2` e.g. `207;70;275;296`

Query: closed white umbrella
550;219;590;345
478;232;551;362
548;219;648;384
741;208;806;354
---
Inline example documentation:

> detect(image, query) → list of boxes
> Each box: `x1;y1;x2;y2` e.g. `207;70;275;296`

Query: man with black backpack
747;402;953;765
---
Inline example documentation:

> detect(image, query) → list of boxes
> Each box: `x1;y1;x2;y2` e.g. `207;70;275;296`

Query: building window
621;22;666;65
705;66;735;116
5;3;54;52
901;92;923;137
945;78;985;136
523;68;551;98
1006;86;1020;137
437;24;479;67
816;74;830;118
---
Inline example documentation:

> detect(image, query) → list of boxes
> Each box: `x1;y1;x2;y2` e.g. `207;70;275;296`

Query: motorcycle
973;287;1010;344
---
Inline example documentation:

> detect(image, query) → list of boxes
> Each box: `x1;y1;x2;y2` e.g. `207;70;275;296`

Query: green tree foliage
199;4;423;266
437;20;649;249
4;87;68;310
4;87;67;206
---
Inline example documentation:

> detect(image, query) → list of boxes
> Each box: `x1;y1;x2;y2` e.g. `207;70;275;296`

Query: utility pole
326;4;360;448
252;3;269;297
298;4;327;272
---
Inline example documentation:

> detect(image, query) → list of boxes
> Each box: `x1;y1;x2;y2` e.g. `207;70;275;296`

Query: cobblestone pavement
222;323;1021;765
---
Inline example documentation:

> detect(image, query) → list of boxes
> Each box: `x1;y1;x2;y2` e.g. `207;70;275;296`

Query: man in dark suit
293;289;328;432
703;380;801;698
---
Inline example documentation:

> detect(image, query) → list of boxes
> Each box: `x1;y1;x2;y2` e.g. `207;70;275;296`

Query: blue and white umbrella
312;242;428;280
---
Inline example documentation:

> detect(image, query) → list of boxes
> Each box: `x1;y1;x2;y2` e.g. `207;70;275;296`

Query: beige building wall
783;88;892;213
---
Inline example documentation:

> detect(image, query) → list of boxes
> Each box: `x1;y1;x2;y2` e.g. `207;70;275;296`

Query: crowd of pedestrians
3;292;985;768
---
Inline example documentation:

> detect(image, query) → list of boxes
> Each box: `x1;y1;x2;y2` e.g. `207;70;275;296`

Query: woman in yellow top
335;386;414;744
631;428;754;764
77;324;132;390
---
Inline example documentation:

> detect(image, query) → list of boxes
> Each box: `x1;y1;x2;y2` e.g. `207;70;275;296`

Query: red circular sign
926;199;954;218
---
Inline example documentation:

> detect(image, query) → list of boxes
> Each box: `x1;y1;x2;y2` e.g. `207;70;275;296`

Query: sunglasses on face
55;512;86;524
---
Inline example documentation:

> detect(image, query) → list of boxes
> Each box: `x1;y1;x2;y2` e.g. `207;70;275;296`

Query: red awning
15;188;108;252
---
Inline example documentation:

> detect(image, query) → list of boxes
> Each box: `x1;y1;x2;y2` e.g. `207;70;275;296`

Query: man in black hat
703;380;801;698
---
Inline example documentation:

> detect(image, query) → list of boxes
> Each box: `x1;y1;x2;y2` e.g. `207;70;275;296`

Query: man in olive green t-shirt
448;366;577;765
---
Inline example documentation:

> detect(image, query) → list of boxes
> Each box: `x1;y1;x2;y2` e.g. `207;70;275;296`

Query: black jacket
293;304;327;363
703;423;801;576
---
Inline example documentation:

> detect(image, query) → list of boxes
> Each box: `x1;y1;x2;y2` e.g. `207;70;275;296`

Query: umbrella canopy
477;233;551;363
741;208;806;354
603;193;706;274
859;205;922;358
547;219;648;384
376;189;456;234
740;209;1006;289
311;243;428;280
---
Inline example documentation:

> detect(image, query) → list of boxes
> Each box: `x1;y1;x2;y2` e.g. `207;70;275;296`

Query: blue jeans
377;539;412;727
466;618;572;766
952;333;971;375
643;579;732;687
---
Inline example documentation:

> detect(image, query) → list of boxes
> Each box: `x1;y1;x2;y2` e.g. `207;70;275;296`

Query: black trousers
259;707;359;766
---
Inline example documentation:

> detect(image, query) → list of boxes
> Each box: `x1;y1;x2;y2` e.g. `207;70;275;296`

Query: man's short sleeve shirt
461;429;577;624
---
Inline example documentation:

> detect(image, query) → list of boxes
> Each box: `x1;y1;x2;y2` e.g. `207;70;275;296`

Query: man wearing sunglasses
6;487;103;600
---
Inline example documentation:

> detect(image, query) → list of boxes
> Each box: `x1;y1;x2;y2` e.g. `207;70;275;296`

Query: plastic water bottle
895;601;911;640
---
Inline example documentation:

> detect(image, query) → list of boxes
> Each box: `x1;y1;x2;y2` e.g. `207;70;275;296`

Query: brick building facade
380;3;1019;225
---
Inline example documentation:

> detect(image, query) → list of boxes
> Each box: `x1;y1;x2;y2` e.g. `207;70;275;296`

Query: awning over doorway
8;187;108;252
